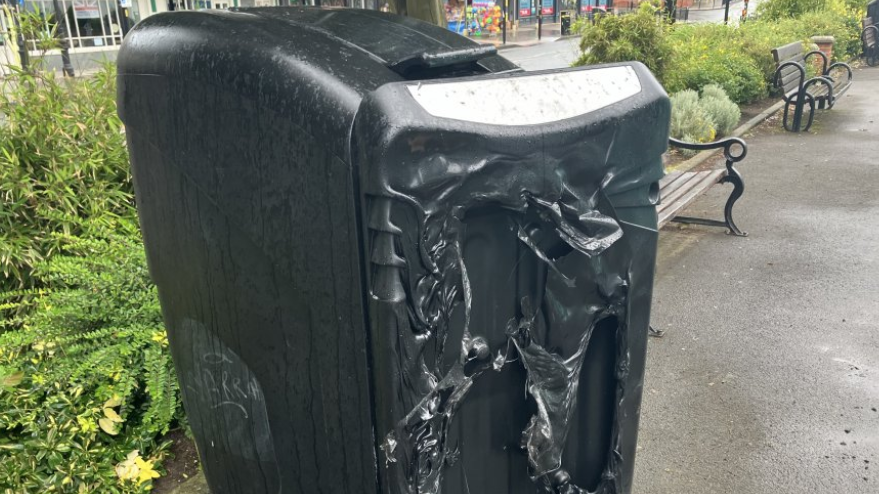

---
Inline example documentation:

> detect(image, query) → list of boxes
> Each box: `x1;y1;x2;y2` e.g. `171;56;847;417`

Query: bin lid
117;7;518;158
353;62;669;217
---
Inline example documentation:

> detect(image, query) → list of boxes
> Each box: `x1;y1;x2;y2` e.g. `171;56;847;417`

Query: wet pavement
500;36;582;70
634;66;879;494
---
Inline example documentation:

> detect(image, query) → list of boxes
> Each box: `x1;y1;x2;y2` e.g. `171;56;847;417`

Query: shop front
577;0;611;14
517;0;557;22
446;0;561;26
445;0;503;37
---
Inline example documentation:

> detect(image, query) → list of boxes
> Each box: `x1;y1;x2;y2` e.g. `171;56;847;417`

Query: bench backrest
772;42;806;94
865;18;878;47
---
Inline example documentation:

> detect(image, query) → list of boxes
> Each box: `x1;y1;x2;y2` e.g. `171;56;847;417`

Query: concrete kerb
667;99;786;173
167;473;210;494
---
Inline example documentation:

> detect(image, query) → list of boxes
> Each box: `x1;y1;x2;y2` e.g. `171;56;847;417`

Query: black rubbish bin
118;7;668;494
561;10;573;35
869;0;879;23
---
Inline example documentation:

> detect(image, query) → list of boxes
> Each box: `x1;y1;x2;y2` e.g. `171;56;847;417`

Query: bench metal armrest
804;50;829;75
773;61;805;92
826;61;853;84
804;75;834;101
668;136;747;172
667;137;749;236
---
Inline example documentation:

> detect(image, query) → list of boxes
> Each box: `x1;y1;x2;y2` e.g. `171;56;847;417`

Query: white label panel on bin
407;65;642;126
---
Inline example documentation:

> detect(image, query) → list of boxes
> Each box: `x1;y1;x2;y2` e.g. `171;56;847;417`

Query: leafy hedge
574;0;865;105
0;227;182;493
575;2;672;81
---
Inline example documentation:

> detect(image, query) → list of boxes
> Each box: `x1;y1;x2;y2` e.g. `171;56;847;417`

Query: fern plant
0;227;182;493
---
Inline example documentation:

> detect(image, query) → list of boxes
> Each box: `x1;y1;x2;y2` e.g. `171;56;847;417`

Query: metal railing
22;0;124;53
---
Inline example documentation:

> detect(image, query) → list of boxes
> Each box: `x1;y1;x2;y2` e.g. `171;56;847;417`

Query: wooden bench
772;41;853;132
659;137;748;237
863;17;878;67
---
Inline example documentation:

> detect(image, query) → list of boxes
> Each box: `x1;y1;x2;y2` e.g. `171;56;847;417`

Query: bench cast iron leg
719;166;747;237
672;169;747;236
784;94;816;133
801;94;816;132
667;136;748;237
782;99;794;132
792;94;804;132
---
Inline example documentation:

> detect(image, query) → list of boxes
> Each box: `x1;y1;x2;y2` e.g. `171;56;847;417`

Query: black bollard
51;0;75;77
537;7;542;40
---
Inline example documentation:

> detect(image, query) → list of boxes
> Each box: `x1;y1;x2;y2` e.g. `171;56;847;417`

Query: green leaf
2;371;25;387
98;418;119;436
102;407;124;424
102;395;122;408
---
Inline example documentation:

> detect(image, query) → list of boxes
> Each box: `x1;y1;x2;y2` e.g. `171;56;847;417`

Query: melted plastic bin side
354;62;667;494
120;7;665;494
119;8;517;494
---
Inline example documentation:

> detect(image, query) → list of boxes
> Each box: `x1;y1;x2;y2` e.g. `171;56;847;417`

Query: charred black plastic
118;7;668;494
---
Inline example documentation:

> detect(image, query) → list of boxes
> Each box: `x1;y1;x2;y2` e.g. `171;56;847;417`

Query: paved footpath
635;66;879;494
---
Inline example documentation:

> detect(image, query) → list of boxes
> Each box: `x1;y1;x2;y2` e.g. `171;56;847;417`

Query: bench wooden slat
657;169;726;228
773;41;805;63
779;71;804;94
863;18;877;52
657;170;719;217
809;84;830;96
829;75;848;90
778;56;805;76
658;171;681;188
657;170;720;216
777;57;807;94
659;171;698;199
658;172;707;212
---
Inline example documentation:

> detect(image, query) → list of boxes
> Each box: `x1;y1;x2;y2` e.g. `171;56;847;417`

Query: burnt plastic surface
118;7;668;494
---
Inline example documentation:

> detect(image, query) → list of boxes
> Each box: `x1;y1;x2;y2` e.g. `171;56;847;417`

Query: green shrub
666;48;767;104
700;84;742;136
700;83;729;102
793;10;864;60
757;0;843;21
574;1;672;81
573;0;862;106
700;96;741;136
0;65;134;289
664;23;771;103
0;226;182;493
670;90;716;145
669;85;741;145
